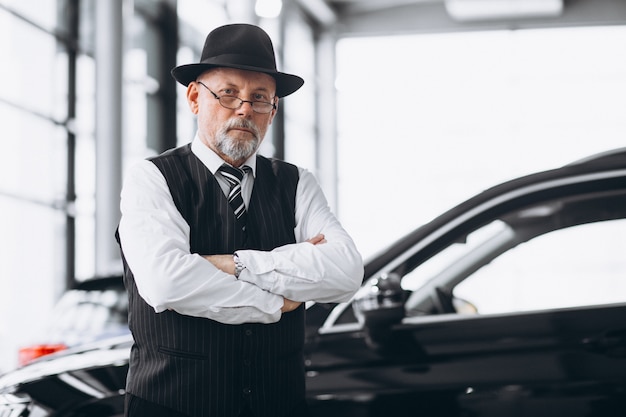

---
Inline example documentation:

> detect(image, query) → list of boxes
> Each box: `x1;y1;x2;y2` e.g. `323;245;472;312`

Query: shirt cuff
237;250;276;274
236;250;277;290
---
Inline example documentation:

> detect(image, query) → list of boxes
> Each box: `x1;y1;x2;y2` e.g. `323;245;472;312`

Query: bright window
336;26;626;259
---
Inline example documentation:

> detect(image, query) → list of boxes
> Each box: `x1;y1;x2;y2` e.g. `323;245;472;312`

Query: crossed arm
119;160;363;324
203;234;327;313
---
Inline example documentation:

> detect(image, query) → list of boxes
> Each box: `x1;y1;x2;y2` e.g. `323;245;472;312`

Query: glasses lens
251;102;274;114
217;95;273;113
219;96;242;109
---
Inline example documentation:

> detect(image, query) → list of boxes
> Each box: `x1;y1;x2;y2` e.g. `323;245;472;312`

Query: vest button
245;329;253;336
243;387;252;395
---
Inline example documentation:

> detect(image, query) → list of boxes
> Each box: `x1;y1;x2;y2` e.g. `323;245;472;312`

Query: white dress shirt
118;136;364;324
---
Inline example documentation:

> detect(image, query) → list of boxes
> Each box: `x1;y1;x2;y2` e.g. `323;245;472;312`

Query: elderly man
117;23;363;417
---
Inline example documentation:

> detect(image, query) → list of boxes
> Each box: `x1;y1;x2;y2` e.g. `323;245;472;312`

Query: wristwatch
233;253;246;278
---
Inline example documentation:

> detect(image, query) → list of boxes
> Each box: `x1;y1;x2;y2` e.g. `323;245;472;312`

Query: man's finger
307;234;326;245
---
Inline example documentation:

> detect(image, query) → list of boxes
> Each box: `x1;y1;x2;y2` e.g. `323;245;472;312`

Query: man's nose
237;100;255;116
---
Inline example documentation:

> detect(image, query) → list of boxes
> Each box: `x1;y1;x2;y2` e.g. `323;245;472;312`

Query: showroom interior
1;0;626;375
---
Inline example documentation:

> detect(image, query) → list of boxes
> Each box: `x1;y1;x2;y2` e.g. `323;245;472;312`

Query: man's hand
281;298;301;312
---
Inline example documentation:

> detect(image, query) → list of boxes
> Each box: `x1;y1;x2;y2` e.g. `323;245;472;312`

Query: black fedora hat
171;23;304;98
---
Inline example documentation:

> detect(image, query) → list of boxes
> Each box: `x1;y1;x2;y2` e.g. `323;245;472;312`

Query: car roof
566;147;626;167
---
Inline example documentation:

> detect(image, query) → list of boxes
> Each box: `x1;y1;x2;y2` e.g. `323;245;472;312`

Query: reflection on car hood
0;334;133;392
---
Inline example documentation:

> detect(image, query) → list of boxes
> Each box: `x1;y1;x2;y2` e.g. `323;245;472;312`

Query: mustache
224;118;260;138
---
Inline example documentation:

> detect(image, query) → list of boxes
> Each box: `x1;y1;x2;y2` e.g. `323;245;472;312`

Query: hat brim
171;63;304;98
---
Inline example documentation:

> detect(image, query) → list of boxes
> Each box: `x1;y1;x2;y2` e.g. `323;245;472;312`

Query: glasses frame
196;81;277;114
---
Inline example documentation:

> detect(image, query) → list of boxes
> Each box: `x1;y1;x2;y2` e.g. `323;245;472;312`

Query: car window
453;218;626;313
400;220;512;292
337;218;626;326
335;187;626;327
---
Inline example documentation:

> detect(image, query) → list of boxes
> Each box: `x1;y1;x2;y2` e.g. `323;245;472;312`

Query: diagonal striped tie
219;164;250;227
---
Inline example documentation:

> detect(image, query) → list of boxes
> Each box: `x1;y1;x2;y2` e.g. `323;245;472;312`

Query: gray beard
215;118;261;162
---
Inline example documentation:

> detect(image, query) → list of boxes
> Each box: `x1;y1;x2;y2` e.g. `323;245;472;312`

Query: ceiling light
445;0;563;22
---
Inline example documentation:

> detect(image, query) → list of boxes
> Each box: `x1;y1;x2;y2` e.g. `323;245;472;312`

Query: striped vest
120;144;303;417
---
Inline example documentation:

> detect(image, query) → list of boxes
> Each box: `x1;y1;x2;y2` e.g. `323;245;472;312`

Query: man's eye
222;89;236;95
253;94;268;101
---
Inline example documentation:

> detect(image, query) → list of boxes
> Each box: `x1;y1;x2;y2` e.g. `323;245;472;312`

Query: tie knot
219;164;249;184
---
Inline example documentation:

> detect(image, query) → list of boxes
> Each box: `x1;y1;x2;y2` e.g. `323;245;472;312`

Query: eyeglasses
196;81;276;114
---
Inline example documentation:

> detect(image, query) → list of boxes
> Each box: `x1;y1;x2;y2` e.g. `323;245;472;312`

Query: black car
1;149;626;417
16;276;129;366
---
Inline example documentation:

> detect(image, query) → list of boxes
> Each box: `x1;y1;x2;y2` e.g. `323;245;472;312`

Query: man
117;23;363;417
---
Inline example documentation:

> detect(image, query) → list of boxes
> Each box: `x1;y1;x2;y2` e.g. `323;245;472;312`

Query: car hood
0;334;132;392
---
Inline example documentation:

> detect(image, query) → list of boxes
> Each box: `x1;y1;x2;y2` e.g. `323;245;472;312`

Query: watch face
234;254;245;278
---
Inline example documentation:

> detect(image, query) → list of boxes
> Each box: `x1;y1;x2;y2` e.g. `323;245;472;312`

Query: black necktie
219;164;250;227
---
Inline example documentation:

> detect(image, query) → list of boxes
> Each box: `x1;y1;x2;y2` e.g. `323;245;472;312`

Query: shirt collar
191;133;257;177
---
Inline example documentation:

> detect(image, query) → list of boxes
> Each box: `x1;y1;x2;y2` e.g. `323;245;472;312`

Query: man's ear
187;82;199;114
268;98;279;124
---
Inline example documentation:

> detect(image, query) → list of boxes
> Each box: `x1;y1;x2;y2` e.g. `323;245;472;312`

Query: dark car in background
1;149;625;417
17;276;128;366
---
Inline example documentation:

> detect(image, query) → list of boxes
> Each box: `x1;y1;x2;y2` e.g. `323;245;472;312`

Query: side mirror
353;273;406;349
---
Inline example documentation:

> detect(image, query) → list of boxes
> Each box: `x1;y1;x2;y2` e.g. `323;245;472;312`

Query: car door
305;163;626;417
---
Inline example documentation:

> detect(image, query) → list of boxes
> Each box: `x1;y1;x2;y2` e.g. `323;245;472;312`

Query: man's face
188;67;278;166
